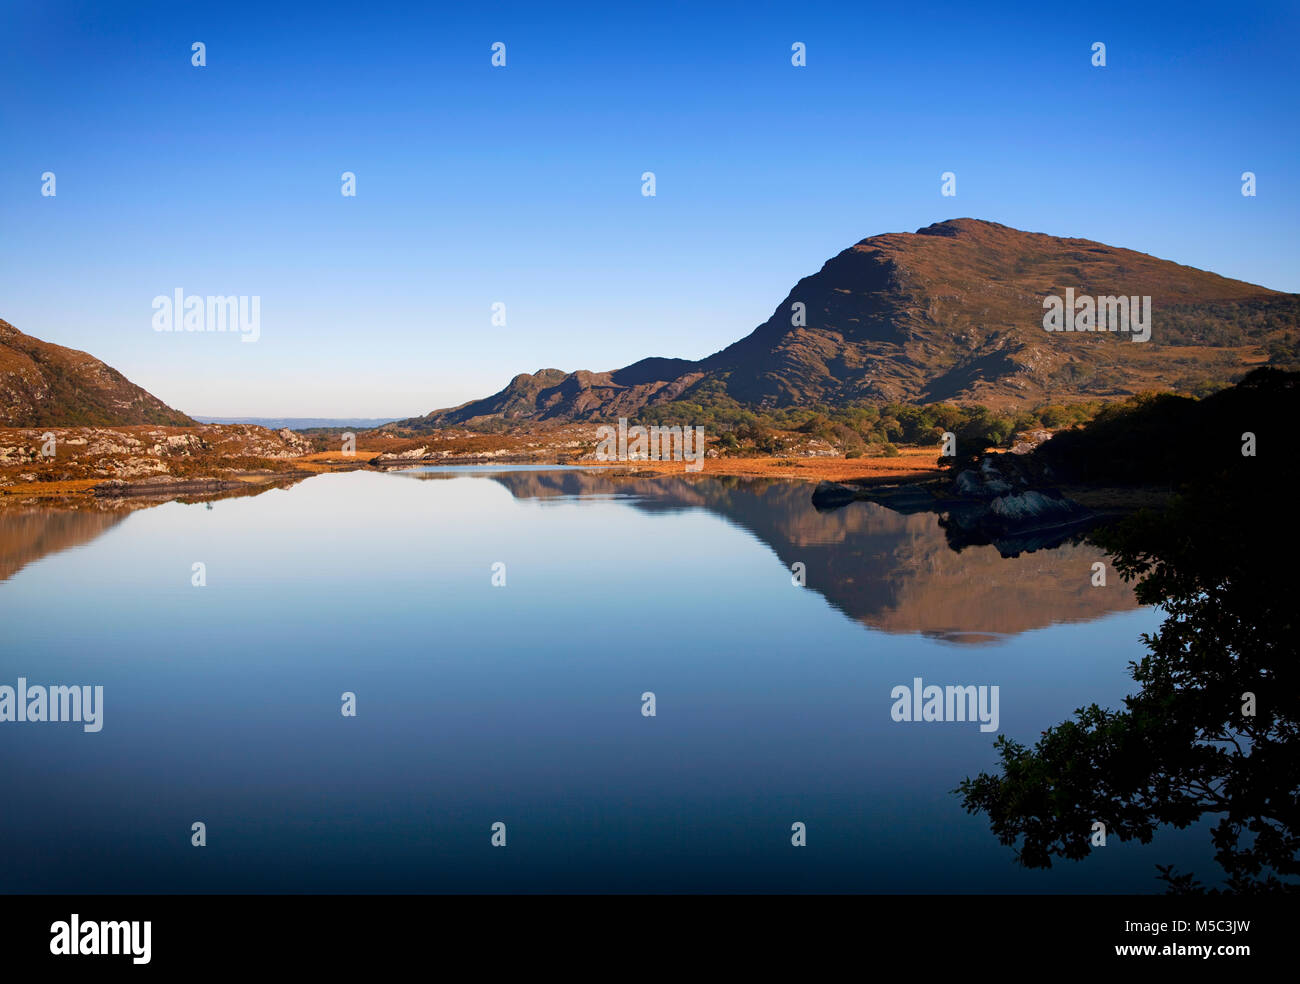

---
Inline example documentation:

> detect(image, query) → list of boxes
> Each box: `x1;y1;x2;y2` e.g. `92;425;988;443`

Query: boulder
811;481;862;509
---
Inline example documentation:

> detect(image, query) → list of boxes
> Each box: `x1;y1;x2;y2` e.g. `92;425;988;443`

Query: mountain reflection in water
411;469;1140;643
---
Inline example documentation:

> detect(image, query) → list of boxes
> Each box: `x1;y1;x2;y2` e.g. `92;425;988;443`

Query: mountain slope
0;319;193;427
409;219;1298;427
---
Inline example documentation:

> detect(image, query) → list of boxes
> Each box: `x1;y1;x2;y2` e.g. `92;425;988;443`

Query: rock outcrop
0;424;313;488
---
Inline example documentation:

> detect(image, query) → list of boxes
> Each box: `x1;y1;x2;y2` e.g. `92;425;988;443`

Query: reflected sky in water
0;469;1209;892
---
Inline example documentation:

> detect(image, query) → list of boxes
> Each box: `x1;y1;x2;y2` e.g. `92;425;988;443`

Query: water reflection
0;467;1167;893
420;469;1141;641
0;508;127;582
0;479;302;583
961;476;1299;892
6;469;1141;642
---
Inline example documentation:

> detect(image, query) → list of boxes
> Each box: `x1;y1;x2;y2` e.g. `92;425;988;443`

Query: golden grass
582;447;944;483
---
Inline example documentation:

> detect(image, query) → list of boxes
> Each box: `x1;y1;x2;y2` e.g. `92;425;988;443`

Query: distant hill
0;318;193;427
192;417;399;431
405;219;1299;428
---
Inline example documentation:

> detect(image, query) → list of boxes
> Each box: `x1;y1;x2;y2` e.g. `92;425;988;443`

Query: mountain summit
410;219;1297;426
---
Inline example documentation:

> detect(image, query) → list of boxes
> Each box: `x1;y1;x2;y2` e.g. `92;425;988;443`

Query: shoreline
0;442;1174;513
0;429;1177;522
0;443;946;506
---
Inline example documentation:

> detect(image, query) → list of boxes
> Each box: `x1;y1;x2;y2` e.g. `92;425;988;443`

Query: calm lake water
0;467;1213;893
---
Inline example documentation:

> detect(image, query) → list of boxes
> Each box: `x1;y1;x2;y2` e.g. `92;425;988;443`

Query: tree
958;458;1300;892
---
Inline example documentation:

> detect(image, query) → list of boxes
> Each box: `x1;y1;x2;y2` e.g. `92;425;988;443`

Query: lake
0;467;1213;892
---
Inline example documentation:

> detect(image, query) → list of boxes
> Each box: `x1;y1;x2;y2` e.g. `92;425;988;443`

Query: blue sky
2;0;1297;417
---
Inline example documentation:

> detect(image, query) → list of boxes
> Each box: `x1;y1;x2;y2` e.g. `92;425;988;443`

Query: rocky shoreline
811;451;1150;556
91;476;266;498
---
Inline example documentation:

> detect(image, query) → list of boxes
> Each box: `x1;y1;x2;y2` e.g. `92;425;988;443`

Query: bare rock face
954;456;1019;498
1010;429;1054;455
0;318;193;427
0;423;313;488
988;490;1079;522
373;446;430;464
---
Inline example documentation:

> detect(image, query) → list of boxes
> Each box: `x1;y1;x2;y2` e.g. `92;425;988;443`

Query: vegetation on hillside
1;319;194;428
1149;296;1300;351
631;377;1102;457
1026;366;1296;486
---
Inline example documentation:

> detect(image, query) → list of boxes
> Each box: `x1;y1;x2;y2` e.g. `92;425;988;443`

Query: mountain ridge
405;218;1297;428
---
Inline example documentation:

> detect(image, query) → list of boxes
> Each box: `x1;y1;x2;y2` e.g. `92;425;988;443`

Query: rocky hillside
409;219;1298;427
0;424;314;489
0;318;193;427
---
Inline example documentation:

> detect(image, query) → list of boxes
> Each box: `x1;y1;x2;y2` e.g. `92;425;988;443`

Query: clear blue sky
2;0;1296;417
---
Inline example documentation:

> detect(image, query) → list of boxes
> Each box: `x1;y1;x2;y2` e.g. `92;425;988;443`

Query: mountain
408;219;1299;427
0;319;193;427
192;417;399;430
